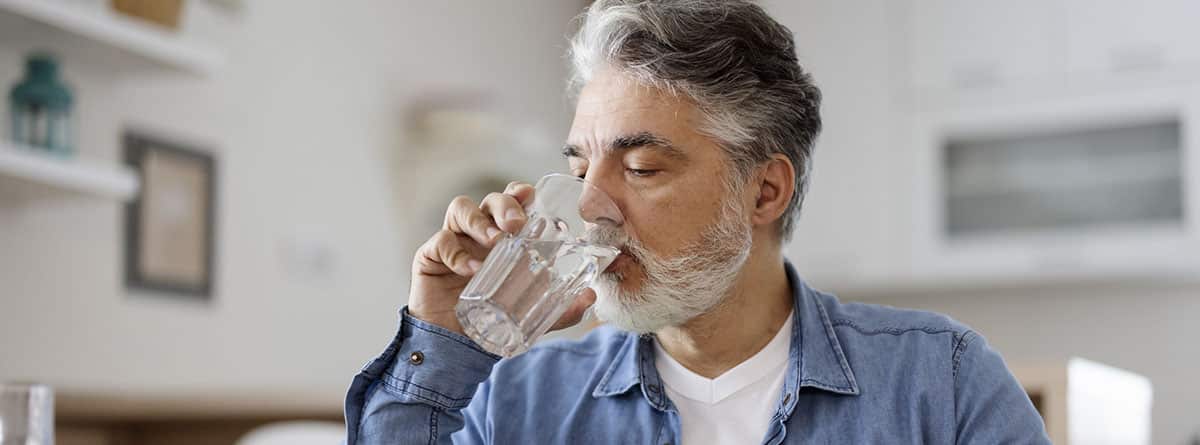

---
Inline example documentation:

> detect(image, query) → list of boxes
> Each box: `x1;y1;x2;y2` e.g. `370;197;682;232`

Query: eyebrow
561;131;687;160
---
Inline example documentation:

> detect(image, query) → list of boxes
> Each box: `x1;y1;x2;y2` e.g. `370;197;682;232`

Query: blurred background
0;0;1197;444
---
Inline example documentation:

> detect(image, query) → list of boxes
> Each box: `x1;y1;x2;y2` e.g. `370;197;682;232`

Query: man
346;1;1050;443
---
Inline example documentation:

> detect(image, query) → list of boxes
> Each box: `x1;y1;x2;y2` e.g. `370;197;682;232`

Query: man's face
565;68;755;332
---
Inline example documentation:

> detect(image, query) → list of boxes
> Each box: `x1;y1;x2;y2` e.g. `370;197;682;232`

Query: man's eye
626;168;659;178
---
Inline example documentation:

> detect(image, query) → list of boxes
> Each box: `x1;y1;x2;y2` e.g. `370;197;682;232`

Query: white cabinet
903;87;1200;289
901;0;1200;100
1063;0;1200;76
792;1;1200;295
870;1;1200;294
904;0;1062;92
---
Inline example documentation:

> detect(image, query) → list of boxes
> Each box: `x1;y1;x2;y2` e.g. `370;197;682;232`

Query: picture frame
123;131;217;299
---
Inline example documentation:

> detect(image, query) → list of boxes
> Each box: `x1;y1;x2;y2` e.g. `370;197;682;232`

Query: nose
578;177;623;228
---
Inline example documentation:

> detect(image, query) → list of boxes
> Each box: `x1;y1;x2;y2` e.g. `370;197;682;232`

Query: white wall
764;0;902;284
766;1;1200;443
0;0;584;405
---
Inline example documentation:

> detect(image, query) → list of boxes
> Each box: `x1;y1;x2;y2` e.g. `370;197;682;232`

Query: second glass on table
456;174;623;357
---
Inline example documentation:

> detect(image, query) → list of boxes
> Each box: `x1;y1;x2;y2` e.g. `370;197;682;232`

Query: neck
653;239;793;379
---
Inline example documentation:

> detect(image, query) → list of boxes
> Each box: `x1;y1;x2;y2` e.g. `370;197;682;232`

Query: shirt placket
638;334;682;445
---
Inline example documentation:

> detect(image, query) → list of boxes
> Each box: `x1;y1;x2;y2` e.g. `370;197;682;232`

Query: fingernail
486;227;501;239
468;259;483;272
505;208;523;221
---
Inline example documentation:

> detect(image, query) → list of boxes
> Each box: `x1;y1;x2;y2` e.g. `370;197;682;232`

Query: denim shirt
345;262;1050;444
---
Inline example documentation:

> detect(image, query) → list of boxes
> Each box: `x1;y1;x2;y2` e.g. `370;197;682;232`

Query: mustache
583;223;630;249
583;224;646;266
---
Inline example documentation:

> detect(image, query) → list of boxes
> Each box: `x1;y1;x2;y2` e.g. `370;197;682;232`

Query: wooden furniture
52;388;342;445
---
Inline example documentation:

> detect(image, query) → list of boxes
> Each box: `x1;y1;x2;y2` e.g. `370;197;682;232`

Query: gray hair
568;0;822;241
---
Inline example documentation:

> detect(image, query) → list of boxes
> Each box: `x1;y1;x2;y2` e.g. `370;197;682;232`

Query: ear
749;154;795;233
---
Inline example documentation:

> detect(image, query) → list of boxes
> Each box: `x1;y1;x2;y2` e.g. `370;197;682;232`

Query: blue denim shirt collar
591;261;861;415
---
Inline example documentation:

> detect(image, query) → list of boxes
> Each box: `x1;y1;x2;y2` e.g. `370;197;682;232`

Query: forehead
568;69;701;149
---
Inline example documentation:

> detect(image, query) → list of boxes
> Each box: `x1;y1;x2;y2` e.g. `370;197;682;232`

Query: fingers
444;195;502;247
480;191;527;235
422;181;535;276
504;181;536;206
415;229;488;277
550;288;597;331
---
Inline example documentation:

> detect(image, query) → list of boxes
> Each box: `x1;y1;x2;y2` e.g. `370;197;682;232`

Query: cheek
622;180;725;256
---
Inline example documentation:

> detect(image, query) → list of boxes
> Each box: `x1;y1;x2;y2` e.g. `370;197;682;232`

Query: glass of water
456;174;623;357
0;383;54;445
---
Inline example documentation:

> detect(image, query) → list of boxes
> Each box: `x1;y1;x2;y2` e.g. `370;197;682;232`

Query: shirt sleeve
345;307;500;445
952;330;1052;444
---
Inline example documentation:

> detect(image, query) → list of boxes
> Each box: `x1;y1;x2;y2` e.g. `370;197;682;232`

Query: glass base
456;299;530;357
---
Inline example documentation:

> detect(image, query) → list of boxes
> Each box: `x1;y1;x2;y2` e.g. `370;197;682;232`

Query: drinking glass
0;383;54;445
456;174;623;357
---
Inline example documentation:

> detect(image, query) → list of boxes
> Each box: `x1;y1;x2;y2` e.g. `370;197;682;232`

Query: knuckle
444;245;468;265
482;192;506;204
446;196;482;230
468;213;491;231
450;195;474;209
479;192;506;211
465;214;489;231
432;229;456;244
432;231;467;263
417;230;452;262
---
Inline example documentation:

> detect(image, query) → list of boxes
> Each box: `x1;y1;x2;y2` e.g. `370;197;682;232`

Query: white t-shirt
652;310;794;445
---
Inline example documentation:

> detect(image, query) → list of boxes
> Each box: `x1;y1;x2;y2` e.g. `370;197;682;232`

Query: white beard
587;196;753;333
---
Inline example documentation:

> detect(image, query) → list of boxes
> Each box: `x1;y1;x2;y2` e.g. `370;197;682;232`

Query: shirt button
783;393;792;404
409;351;424;365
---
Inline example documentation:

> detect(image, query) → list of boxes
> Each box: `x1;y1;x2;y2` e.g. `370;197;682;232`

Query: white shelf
0;0;223;76
0;142;139;201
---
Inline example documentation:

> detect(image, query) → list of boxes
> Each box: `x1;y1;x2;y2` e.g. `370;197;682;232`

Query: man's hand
408;181;598;336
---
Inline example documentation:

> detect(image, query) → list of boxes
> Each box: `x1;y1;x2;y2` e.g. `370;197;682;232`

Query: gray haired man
345;1;1049;443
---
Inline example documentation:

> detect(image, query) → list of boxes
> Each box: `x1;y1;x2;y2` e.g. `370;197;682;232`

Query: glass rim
533;172;624;228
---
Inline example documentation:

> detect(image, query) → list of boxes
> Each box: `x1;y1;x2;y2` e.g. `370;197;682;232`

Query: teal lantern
9;53;73;155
